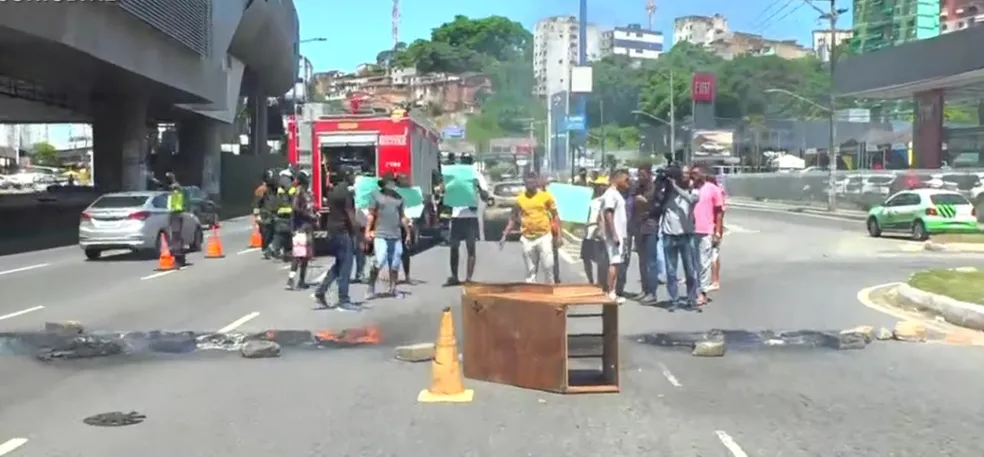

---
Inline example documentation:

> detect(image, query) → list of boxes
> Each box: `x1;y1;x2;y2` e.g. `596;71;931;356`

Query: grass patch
908;269;984;304
931;233;984;244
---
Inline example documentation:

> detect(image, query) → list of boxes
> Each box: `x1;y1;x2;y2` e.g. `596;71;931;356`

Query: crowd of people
573;163;726;309
250;156;726;311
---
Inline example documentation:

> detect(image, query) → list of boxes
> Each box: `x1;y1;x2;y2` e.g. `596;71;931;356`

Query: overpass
0;0;299;195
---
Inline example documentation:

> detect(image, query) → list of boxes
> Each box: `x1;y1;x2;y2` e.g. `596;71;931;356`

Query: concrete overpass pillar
92;96;149;192
177;117;222;197
248;93;268;155
912;90;944;169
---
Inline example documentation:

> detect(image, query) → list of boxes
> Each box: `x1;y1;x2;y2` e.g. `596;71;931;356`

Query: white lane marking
0;306;44;321
140;270;177;281
658;363;682;387
237;248;260;255
0;438;28;456
218;312;260;333
715;431;749;457
724;223;758;234
557;247;577;266
0;263;48;277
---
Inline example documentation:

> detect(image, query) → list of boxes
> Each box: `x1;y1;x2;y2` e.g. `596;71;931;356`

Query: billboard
691;73;716;103
691;129;734;157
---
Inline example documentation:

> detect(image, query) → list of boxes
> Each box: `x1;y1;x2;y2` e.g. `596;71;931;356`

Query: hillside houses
311;67;491;114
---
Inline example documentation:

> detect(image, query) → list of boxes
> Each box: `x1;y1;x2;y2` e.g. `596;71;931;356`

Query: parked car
78;191;205;260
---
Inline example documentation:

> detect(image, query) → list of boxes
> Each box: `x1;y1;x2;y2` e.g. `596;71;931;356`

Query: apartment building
851;0;939;54
673;14;729;47
600;24;665;61
812;29;853;61
941;0;984;33
708;31;811;60
533;16;602;96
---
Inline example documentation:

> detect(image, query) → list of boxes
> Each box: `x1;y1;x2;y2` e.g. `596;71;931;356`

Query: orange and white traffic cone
205;226;225;259
157;234;177;271
249;218;263;249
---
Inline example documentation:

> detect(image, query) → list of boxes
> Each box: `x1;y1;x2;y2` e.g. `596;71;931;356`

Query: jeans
352;234;366;280
316;232;354;301
373;237;403;270
520;234;554;283
662;233;698;304
614;234;633;295
644;232;666;295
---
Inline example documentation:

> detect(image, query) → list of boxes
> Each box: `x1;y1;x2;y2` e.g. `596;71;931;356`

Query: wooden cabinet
460;283;619;394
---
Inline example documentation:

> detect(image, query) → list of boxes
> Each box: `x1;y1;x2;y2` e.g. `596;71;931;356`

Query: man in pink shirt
690;168;724;305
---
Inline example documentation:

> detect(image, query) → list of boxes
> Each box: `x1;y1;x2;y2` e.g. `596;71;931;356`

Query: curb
919;240;984;254
727;200;868;221
896;282;984;332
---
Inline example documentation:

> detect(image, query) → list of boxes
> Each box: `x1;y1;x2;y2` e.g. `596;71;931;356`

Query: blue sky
295;0;852;72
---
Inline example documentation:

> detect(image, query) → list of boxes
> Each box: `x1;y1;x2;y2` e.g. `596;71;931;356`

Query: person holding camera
601;169;631;304
659;165;700;308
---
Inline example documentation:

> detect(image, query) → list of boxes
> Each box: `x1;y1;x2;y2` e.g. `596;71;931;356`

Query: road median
727;197;868;220
883;268;984;334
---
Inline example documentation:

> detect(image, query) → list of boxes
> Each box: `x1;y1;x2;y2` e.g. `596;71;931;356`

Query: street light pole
825;0;840;211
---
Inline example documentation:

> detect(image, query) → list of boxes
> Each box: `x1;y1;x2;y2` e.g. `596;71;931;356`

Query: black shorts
449;217;479;244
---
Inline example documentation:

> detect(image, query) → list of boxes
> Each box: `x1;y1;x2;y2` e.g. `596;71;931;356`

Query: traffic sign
565;115;585;132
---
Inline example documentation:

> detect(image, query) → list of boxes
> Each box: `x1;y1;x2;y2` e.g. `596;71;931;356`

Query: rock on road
0;211;981;456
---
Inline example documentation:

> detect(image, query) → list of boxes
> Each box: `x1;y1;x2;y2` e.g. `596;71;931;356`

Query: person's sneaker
312;292;334;309
336;300;361;312
443;277;461;287
607;291;625;305
637;293;659;304
285;278;295;290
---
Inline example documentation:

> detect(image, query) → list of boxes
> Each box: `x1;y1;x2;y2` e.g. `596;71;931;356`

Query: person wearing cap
363;173;412;298
580;175;610;287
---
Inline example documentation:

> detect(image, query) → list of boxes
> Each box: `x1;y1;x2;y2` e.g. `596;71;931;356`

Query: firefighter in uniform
165;172;189;266
269;169;297;260
254;169;279;257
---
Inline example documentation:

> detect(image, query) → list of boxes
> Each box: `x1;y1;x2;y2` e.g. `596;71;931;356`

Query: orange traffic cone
156;234;177;271
417;307;474;403
205;227;225;258
249;219;263;249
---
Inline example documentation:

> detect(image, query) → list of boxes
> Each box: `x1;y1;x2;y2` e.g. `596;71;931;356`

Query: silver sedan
78;191;204;260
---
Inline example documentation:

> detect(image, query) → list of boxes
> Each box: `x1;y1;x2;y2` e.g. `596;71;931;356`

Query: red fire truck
286;102;442;242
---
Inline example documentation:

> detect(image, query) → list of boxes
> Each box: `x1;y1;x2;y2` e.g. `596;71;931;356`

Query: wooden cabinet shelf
460;283;619;394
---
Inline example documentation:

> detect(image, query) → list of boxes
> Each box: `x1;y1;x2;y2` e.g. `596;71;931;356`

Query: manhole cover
83;411;145;427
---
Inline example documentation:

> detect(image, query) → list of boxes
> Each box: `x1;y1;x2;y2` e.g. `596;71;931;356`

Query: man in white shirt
601;169;630;304
444;157;489;286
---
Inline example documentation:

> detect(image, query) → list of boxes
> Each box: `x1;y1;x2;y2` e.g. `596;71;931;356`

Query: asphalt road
0;210;982;456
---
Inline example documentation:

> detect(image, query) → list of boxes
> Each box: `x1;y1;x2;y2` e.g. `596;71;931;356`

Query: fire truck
286;101;442;243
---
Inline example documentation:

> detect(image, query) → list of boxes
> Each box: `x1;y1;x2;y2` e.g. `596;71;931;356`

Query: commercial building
533;16;602;96
812;29;854;61
850;0;939;54
600;24;664;61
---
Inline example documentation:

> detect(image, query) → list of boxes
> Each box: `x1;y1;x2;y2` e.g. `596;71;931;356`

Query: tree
31;142;57;166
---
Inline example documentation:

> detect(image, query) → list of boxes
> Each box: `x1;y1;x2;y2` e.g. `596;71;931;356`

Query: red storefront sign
691;73;716;103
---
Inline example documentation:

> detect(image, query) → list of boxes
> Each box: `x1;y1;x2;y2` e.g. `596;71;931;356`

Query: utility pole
669;68;676;163
817;0;846;211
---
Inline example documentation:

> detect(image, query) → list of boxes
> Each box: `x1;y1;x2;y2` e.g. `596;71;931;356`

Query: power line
760;1;806;33
751;0;789;28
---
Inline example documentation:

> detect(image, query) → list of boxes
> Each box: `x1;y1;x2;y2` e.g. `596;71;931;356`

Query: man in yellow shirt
499;173;560;283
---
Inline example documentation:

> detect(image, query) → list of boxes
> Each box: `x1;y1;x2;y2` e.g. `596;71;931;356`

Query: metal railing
723;168;984;215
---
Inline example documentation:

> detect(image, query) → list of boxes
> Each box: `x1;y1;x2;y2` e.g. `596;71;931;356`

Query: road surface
0;211;981;456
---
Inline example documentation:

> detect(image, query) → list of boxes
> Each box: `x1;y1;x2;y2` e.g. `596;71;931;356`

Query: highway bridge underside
0;24;226;191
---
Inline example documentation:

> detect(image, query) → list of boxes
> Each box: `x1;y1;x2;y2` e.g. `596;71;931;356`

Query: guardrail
722;168;984;215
